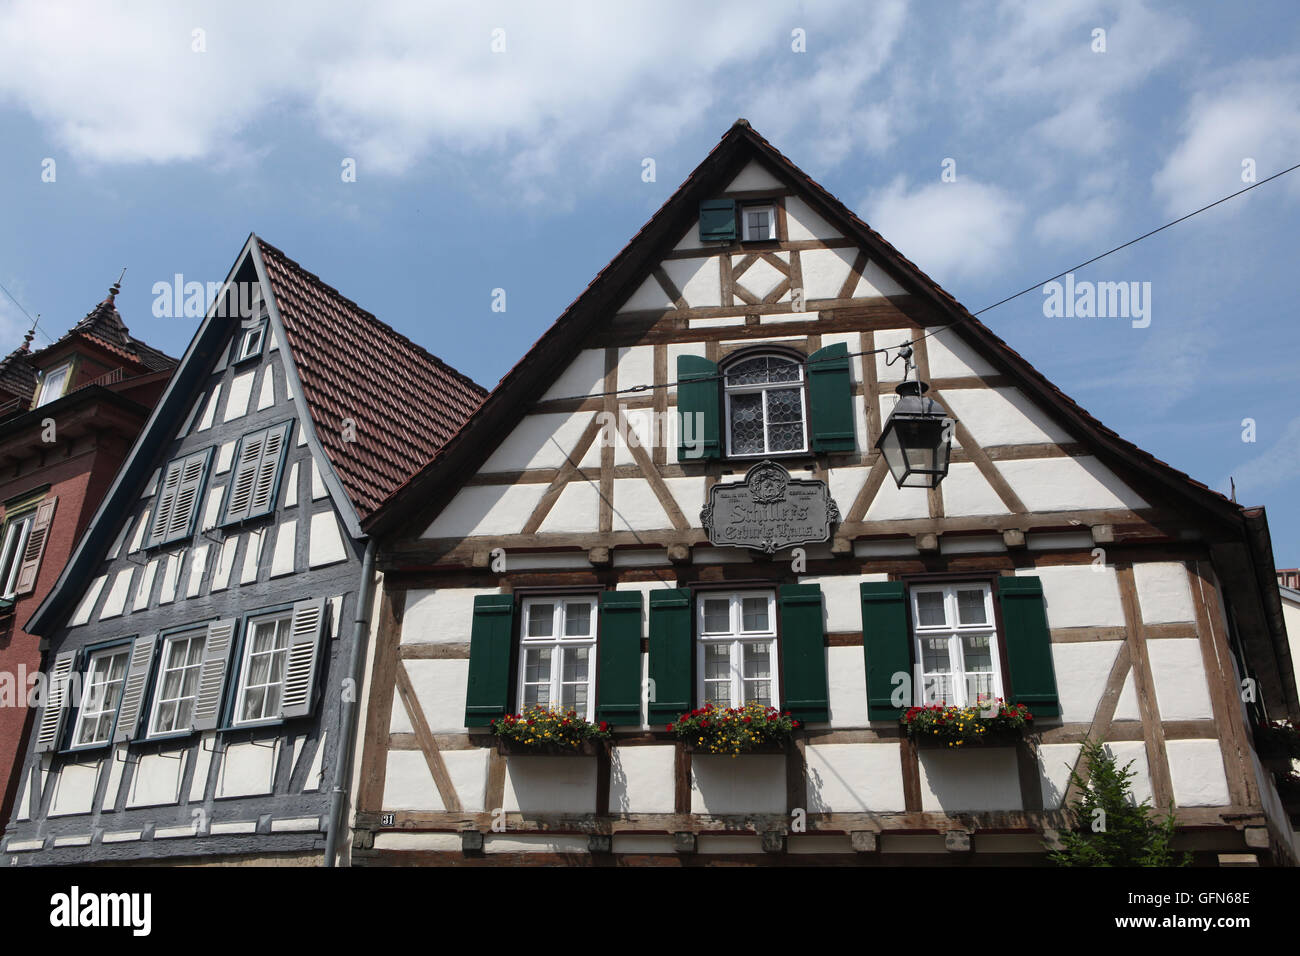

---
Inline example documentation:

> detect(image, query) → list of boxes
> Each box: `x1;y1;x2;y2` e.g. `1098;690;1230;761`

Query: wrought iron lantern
875;345;953;489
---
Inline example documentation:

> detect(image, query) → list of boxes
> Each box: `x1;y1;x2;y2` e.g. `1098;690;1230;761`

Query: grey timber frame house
1;236;483;865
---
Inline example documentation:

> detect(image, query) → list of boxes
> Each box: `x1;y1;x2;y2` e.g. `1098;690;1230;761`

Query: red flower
791;720;800;728
743;716;752;723
666;723;675;732
700;720;710;728
599;721;609;732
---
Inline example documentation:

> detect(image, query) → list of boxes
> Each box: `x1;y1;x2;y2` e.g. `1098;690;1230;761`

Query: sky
0;0;1298;563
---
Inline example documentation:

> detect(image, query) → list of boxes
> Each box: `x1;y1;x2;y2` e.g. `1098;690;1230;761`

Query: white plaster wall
270;519;296;577
999;456;1149;512
736;257;784;299
726;161;783;192
612;478;670;531
941;462;1011;516
925;328;998;378
424;483;548;538
539;349;606;399
940;388;1073;446
444;749;490;812
785;196;841;241
1113;672;1141;721
69;576;106;626
402;587;503;645
666;343;708;395
918;747;1022;812
48;760;99;816
800;247;856;300
797;573;885;633
1052;641;1123;724
609;745;676;813
826;465;868;516
615;346;655;394
1166;740;1230;807
691;755;786;813
308;510;346;567
664;257;721;308
1027;564;1125;628
485;835;591;854
382;750;441;811
864;475;929;520
481;411;601;473
537;482;600;534
223;370;255;421
98;568;133;619
875;330;911;383
1133;562;1195;623
126;752;185;807
1037;742;1082;809
805;743;905;812
855;262;905;297
826;646;870;727
503;757;598;813
216;741;278;798
1147;639;1213;720
400;659;470;733
665;475;706;522
1102;741;1153;805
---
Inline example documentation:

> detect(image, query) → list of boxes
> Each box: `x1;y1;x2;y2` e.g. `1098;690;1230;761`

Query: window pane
705;681;731;706
767;359;800;384
768;422;803;453
704;643;730;680
727;357;769;386
740;597;768;632
562;647;588;684
920;636;951;674
563;602;591;637
743;642;771;678
766;387;801;423
729;393;764;454
702;599;730;634
915;592;946;627
526;604;554;637
956;589;987;625
523;647;552;684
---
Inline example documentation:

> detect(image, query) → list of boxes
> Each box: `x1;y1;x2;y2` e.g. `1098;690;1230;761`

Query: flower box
910;727;1024;750
682;739;790;756
668;703;798;756
901;700;1033;750
495;737;604;757
489;706;611;756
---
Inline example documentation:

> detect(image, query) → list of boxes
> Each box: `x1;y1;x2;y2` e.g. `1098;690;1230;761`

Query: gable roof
365;119;1247;537
256;239;486;518
35;288;177;374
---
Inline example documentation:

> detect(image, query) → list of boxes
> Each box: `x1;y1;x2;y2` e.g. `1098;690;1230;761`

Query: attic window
234;321;268;364
741;203;776;242
35;362;72;407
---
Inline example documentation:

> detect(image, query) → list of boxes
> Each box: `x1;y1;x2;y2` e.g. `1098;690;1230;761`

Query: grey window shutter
280;598;326;719
14;496;57;595
35;650;76;752
191;618;236;731
148;459;185;546
164;450;210;541
224;432;267;523
113;634;158;743
248;422;289;518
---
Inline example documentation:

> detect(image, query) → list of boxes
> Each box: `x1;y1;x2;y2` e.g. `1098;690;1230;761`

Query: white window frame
910;582;1002;709
722;352;809;458
71;645;132;748
147;627;208;737
35;361;72;407
0;511;35;599
232;611;293;726
695;590;779;709
516;596;598;720
740;202;776;241
235;321;267;363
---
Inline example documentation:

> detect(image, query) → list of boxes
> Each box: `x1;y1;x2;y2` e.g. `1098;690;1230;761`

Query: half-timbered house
0;236;484;865
351;121;1298;866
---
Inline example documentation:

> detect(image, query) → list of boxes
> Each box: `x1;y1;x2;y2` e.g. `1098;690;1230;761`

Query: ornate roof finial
107;267;126;301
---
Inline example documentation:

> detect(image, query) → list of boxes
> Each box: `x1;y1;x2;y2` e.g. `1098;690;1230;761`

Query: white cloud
859;177;1025;283
1034;197;1119;244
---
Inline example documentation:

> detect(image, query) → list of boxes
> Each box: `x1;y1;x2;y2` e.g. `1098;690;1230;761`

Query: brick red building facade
0;285;174;831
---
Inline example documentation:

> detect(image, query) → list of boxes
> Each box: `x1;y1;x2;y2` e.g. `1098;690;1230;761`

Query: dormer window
234;320;268;364
35;362;72;407
740;202;776;241
723;352;808;457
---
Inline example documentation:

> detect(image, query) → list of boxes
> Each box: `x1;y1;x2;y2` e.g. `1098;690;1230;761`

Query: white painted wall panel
609;745;676;813
619;275;674;313
1166;740;1230;807
1134;562;1195;624
800;246;856;300
691;755;785;814
1027;564;1125;627
70;575;107;626
211;536;237;592
1052;641;1123;724
402;588;503;645
216;440;236;474
158;552;181;604
310;459;327;500
806;743;906;812
216;740;278;798
308;510;346;567
785;196;841;241
865;474;929;520
1102;741;1152;805
201;485;224;531
270;519;297;577
925;327;998;378
615;346;655;394
443;748;490;812
664;256;720;308
424;483;548;539
133;560;158;611
940;388;1073;446
540;349;606;399
223;371;255;422
382;751;442;811
726;161;783;191
537;482;601;534
503;757;598;814
403;659;470;733
919;747;1022;812
48;760;99;816
126;752;185;807
98;569;133;619
240;529;263;584
1147;639;1213;720
612;478;670;531
256;364;276;410
1000;456;1148;511
941;462;1011;516
196;385;221;431
1114;671;1141;721
855;261;905;297
1037;742;1082;808
826;646;870;727
186;544;209;597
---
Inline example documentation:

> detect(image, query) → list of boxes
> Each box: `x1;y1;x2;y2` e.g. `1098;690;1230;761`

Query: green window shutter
647;589;692;726
465;594;517;727
676;355;720;461
861;581;910;720
596;590;643;725
698;199;737;242
808;342;855;452
778;584;829;722
997;576;1061;718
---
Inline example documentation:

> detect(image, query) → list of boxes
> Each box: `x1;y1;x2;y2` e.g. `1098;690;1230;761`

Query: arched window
722;352;807;457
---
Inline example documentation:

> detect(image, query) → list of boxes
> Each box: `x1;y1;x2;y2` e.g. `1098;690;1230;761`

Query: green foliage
1049;738;1191;867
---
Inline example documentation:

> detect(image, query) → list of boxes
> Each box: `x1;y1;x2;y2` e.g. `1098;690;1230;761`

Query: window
222;421;290;524
234;320;267;363
35;362;72;407
517;597;597;719
910;583;1001;708
147;448;212;547
696;591;779;708
71;645;132;748
723;352;808;457
232;612;292;725
741;203;776;241
147;628;207;736
0;511;35;599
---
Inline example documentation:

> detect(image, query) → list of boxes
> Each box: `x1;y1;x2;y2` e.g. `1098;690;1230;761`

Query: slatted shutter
997;576;1061;718
34;650;76;752
861;581;911;720
191;617;236;731
464;594;517;727
596;590;643;725
280;598;327;719
778;584;829;722
14;496;57;595
164;450;210;541
223;431;266;523
113;634;158;742
147;459;185;546
807;342;856;452
647;589;692;726
698;199;737;241
676;356;720;461
248;422;289;518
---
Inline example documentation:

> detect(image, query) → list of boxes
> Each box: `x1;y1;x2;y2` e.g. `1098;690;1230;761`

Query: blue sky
1;1;1298;563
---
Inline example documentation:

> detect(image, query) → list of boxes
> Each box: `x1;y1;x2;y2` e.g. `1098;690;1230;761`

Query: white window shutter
191;618;236;731
14;496;57;595
248;423;289;518
147;459;185;546
113;634;158;743
164;451;209;540
223;433;266;523
34;651;76;752
280;598;326;719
